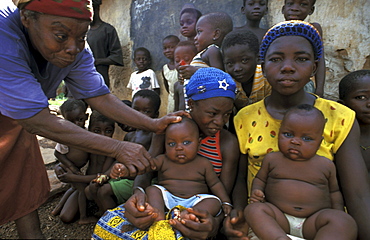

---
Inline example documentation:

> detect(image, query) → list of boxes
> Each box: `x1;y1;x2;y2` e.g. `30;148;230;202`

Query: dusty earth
0;131;96;239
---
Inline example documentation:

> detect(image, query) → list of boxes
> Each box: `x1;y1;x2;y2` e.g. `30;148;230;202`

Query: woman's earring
212;37;216;41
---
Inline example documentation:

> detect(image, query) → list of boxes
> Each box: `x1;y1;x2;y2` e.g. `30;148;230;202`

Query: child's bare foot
78;216;98;225
51;205;62;216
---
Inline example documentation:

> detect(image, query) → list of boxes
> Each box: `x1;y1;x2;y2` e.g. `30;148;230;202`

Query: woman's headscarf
18;0;93;21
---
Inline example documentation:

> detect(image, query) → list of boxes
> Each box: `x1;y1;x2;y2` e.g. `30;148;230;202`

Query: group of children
52;1;370;239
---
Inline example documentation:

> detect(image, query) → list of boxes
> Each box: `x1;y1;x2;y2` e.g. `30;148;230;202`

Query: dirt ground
0;191;96;239
0;125;97;239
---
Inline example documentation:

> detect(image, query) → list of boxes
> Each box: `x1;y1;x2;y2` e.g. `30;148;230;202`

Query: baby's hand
222;202;233;216
250;189;265;203
110;163;128;179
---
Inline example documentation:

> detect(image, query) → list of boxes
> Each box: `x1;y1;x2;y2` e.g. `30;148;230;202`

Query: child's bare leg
60;189;79;223
97;183;117;214
75;183;98;224
52;187;75;216
303;209;357;240
245;202;290;240
146;186;166;221
14;209;45;239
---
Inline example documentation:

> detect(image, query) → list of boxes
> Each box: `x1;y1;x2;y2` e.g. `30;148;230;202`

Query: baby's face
194;17;215;52
223;44;258;83
174;46;196;69
342;76;370;125
64;108;88;128
278;113;323;161
165;121;199;164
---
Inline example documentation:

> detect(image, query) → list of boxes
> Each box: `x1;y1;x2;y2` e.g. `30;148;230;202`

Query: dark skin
178;15;225;79
282;0;326;97
224;35;370;239
234;0;268;43
161;38;179;94
339;75;370;177
246;112;357;239
15;11;183;238
122;97;240;239
55;120;115;224
147;120;232;221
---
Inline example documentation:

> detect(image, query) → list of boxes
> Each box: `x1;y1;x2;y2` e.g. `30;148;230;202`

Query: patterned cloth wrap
259;20;323;61
92;204;189;240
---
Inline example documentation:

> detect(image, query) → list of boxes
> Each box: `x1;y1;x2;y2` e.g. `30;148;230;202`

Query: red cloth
0;114;50;225
25;0;93;21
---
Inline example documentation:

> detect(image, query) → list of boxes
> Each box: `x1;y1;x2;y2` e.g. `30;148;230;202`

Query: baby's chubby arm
250;154;272;203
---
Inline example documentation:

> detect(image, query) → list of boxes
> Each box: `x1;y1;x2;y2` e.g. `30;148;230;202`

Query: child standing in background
339;70;370;179
161;35;180;114
282;0;326;97
96;90;161;213
234;0;269;44
173;41;198;111
179;5;202;42
178;11;234;80
245;104;357;240
127;47;160;98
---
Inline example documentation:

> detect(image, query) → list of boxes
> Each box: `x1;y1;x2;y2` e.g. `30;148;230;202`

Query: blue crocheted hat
186;67;236;101
260;20;323;61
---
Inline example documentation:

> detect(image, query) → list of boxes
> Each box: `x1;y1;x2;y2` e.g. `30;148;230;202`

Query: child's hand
110;163;128;179
178;65;198;79
68;165;82;175
222;202;233;216
249;189;265;203
92;173;110;185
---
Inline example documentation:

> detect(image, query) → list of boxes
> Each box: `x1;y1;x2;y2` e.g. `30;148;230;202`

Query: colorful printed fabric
234;95;355;192
198;131;223;176
92;205;187;240
24;0;93;21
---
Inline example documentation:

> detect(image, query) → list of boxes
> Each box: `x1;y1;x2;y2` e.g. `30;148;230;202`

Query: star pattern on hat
218;79;229;91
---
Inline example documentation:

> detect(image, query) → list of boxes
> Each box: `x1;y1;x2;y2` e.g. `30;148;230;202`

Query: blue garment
0;1;109;120
153;184;221;211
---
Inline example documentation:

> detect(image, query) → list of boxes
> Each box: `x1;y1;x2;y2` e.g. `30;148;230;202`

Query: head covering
22;0;93;21
186;67;236;101
259;20;323;61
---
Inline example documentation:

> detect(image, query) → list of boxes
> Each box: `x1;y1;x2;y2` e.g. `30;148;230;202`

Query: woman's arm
18;108;154;178
335;120;370;239
219;130;240;195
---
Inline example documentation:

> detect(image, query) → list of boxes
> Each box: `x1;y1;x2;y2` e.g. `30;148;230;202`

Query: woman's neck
265;90;316;119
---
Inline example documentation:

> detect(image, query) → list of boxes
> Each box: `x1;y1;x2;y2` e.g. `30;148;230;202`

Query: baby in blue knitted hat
186;67;236;102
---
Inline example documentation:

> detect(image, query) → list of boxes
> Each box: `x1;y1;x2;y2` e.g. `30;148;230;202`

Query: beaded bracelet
222;202;233;208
